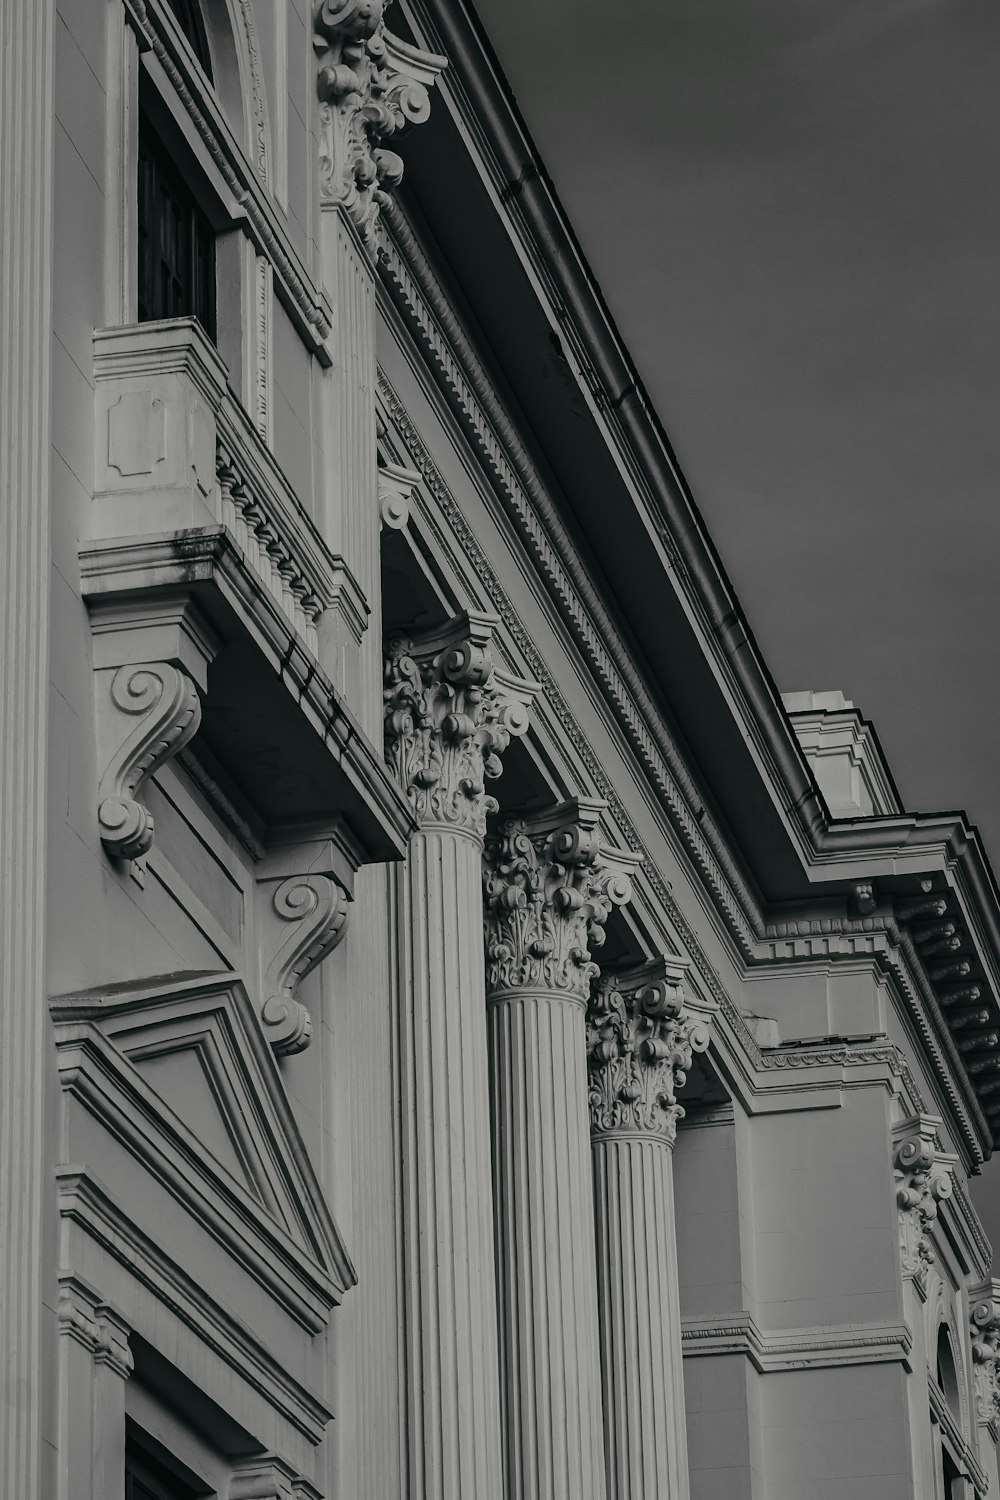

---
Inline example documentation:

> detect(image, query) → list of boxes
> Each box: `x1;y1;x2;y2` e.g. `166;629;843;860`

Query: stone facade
3;2;1000;1498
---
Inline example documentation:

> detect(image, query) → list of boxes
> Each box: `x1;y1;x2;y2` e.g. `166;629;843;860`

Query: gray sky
474;0;1000;1229
475;0;1000;846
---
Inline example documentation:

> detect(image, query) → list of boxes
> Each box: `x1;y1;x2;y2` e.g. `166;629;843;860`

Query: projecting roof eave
391;1;1000;1149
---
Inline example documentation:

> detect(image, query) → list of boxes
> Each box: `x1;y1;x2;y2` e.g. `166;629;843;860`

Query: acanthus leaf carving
483;798;637;1002
257;849;353;1057
313;1;446;250
970;1280;1000;1427
97;662;202;861
586;957;711;1145
892;1115;955;1296
384;612;533;840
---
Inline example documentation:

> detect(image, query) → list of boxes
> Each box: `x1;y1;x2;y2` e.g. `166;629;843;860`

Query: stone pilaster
56;1276;133;1500
483;799;635;1500
313;2;444;736
0;4;55;1496
587;958;711;1500
385;613;531;1500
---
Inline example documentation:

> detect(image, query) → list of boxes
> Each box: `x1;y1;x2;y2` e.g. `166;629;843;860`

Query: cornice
382;7;1000;1150
57;1167;333;1442
374;373;947;1130
375;252;994;1161
124;0;333;361
680;1310;913;1373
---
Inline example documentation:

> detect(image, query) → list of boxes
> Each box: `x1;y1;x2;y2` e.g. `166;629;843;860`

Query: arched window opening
936;1324;962;1423
166;0;213;79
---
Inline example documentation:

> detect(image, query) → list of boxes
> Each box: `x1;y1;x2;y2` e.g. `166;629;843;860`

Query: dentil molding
587;956;711;1145
892;1115;956;1296
313;1;445;250
483;798;638;1002
256;842;353;1056
384;611;533;840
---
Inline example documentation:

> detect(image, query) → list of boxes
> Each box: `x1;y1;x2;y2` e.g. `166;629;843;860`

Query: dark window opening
137;121;216;339
125;1438;203;1500
166;0;213;78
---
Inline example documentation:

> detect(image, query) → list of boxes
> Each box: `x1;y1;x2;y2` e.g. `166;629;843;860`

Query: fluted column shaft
592;1140;687;1500
489;985;607;1499
484;802;634;1500
586;963;711;1500
386;615;531;1500
394;826;503;1497
1;3;55;1497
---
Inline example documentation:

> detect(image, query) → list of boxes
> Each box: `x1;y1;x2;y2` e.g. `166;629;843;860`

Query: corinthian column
384;612;531;1500
483;801;635;1500
587;959;711;1500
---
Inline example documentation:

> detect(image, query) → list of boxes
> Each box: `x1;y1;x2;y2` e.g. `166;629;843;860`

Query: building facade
3;2;1000;1497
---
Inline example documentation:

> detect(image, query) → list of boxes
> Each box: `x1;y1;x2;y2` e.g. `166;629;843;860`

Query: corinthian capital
586;958;710;1145
892;1115;955;1293
482;799;637;1002
313;1;446;250
384;613;533;839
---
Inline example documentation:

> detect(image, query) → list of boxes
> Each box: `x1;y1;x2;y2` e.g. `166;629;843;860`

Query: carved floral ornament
970;1284;1000;1426
586;959;711;1144
313;0;446;250
383;614;533;839
892;1117;955;1293
482;800;636;1002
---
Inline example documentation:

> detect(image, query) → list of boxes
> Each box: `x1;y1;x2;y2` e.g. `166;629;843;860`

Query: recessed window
125;1437;204;1500
137;120;216;339
166;0;213;78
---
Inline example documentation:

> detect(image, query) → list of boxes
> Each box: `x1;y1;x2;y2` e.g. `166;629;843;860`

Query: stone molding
51;973;356;1331
483;799;636;1002
384;612;532;840
124;0;332;359
256;844;352;1057
313;1;445;251
892;1115;956;1294
378;458;420;530
57;1274;133;1381
375;236;994;1164
376;372;1000;1182
56;1168;333;1443
970;1280;1000;1429
230;1455;322;1500
680;1310;913;1373
586;957;710;1145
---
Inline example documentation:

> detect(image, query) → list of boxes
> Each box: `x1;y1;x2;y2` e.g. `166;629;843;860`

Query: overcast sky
474;0;1000;1225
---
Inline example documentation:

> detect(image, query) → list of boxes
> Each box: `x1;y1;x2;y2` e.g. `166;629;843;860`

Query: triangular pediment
50;971;354;1324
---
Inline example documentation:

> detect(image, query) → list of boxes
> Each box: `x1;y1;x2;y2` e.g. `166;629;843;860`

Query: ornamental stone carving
892;1115;955;1293
256;843;353;1056
970;1282;1000;1427
57;1274;133;1381
384;612;532;840
586;957;710;1145
313;1;446;249
483;798;636;1001
96;661;202;861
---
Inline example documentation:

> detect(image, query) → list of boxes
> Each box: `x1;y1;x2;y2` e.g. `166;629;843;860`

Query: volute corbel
255;838;355;1056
